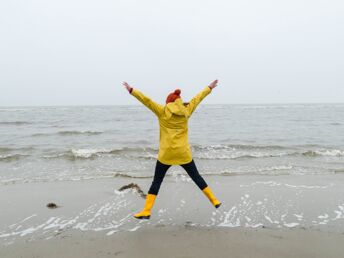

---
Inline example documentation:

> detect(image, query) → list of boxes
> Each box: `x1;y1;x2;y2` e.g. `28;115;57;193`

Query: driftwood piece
118;183;147;199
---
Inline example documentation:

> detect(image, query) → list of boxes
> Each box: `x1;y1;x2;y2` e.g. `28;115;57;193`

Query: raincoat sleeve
130;88;164;117
187;86;212;116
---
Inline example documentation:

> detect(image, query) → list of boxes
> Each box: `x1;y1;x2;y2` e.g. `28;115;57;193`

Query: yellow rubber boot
202;186;221;208
133;194;157;219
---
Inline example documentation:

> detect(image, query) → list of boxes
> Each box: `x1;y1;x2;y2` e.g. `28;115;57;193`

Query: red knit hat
166;89;181;104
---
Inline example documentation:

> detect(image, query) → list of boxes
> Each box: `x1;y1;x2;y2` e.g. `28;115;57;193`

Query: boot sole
134;215;150;220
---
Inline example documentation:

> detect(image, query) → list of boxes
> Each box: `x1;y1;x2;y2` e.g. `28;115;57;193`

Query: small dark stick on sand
118;183;147;199
46;202;59;209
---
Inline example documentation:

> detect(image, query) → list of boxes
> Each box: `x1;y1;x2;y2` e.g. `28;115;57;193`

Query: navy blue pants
148;159;208;195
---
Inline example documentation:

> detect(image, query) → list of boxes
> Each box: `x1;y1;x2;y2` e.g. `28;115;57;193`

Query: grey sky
0;0;343;106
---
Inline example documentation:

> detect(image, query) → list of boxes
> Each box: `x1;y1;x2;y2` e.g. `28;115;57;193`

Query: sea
0;104;344;185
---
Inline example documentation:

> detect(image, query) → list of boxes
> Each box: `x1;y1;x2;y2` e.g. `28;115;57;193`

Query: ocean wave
190;144;291;160
0;170;285;185
58;130;103;136
0;121;31;126
254;165;293;172
31;133;50;137
240;181;334;189
301;149;344;157
0;154;28;162
0;172;154;185
0;175;116;185
0;108;28;112
195;149;344;160
69;147;157;159
0;146;34;154
194;152;287;160
42;149;107;160
70;148;110;159
192;144;288;151
193;145;344;159
42;147;157;160
110;167;294;178
39;145;344;161
201;166;294;176
0;165;337;186
31;130;104;137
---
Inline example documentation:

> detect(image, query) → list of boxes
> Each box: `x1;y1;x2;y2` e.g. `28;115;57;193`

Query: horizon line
1;102;344;108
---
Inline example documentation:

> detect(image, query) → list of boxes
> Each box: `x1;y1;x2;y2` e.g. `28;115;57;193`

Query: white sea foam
240;181;334;189
284;222;299;227
303;149;344;157
71;148;108;158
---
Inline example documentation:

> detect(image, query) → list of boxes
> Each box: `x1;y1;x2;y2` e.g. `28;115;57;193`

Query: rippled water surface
0;104;343;184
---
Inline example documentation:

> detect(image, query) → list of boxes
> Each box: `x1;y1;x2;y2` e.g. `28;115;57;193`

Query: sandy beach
1;175;344;257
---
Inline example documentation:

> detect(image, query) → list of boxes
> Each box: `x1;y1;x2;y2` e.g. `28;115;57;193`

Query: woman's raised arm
123;81;163;117
186;79;218;116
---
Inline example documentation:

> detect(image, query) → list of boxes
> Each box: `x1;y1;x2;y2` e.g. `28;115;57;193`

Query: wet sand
1;226;344;258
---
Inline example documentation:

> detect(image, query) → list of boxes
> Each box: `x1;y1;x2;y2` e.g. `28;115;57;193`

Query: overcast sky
0;0;343;106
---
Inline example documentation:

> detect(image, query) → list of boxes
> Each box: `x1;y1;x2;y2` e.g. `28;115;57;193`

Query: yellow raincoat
130;86;212;165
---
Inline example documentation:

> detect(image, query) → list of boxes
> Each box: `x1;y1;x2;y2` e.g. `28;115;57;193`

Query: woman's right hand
122;81;133;93
208;79;218;89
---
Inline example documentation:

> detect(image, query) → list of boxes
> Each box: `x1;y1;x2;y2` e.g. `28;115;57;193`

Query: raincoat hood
165;98;189;119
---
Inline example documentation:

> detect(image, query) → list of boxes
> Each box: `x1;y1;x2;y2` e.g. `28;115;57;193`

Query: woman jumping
123;80;221;219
